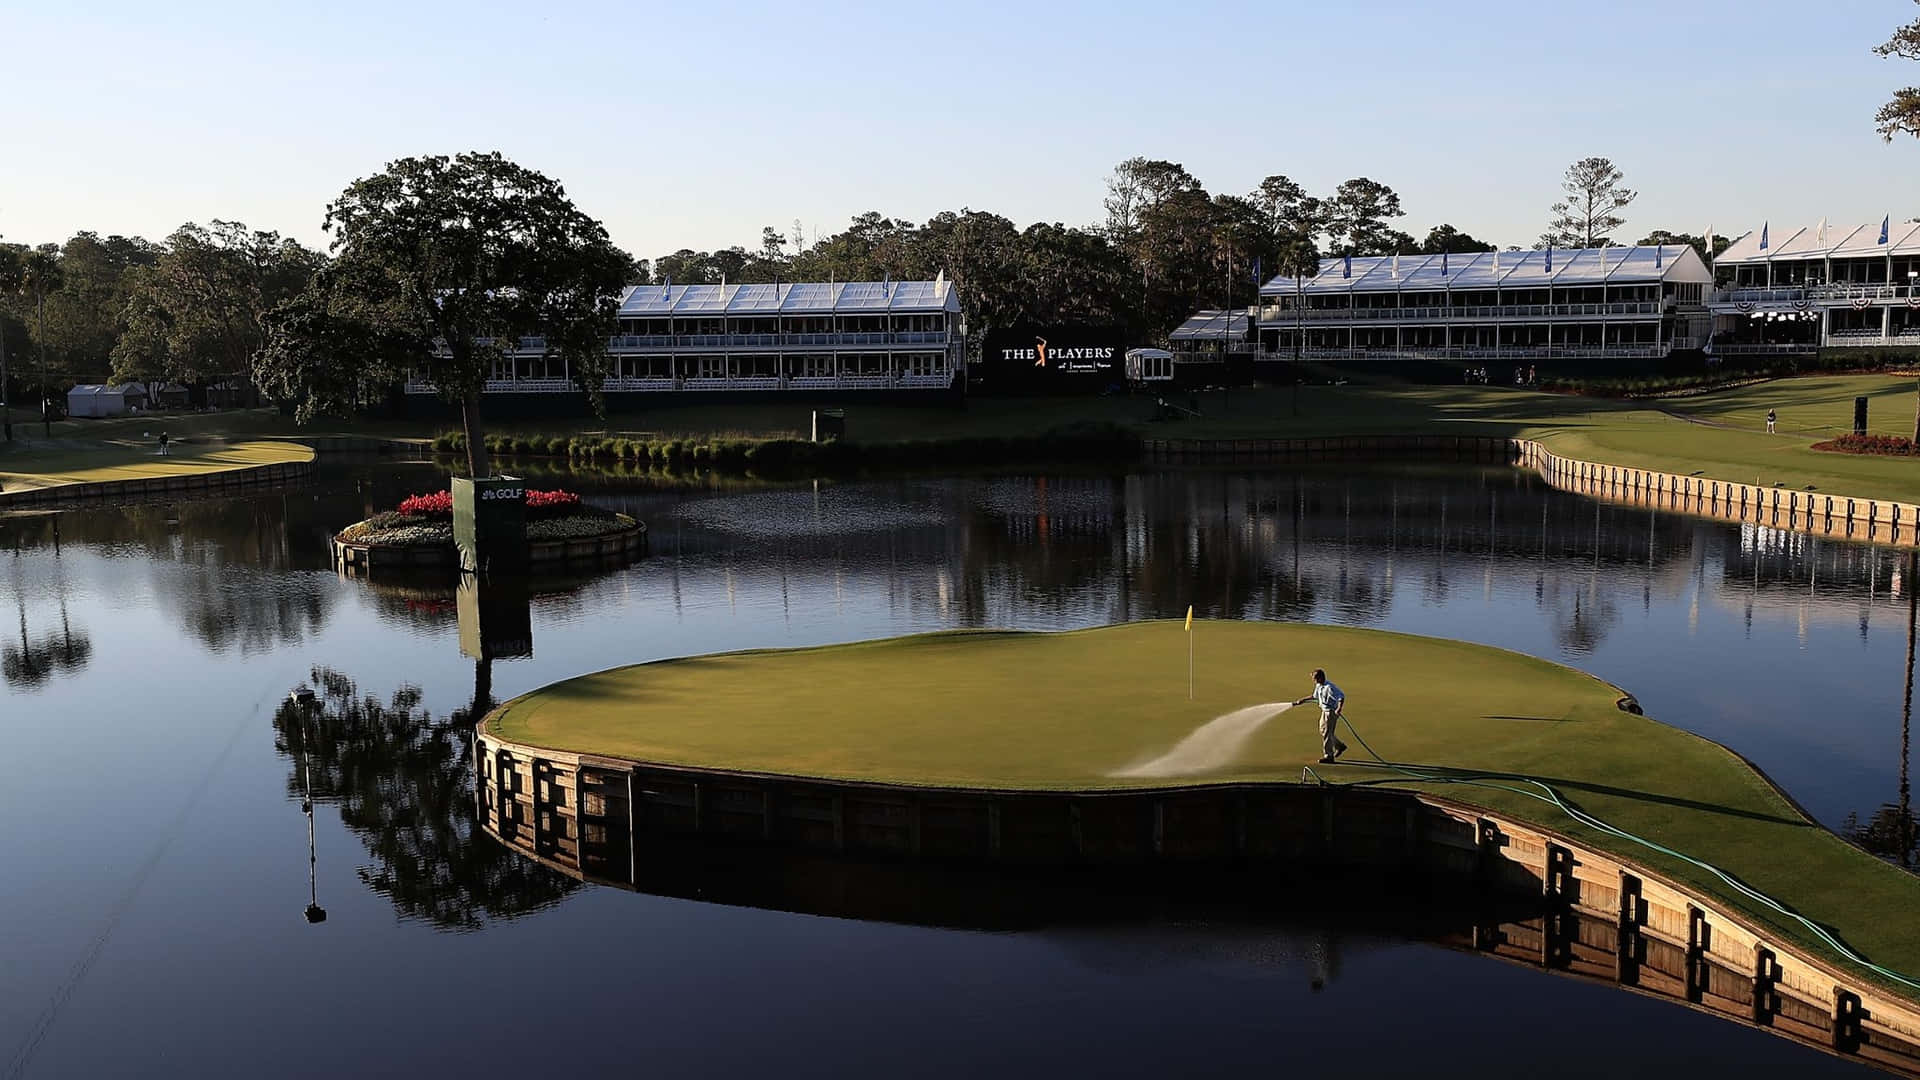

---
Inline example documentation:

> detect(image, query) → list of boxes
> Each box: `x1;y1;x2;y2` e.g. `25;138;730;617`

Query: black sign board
978;324;1125;394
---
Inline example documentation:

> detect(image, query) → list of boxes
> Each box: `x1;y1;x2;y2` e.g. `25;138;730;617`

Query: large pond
2;459;1910;1077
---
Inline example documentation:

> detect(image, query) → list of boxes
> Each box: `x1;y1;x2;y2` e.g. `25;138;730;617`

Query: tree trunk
461;392;490;479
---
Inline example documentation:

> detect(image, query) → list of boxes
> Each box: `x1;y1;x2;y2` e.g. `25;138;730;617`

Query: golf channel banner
978;324;1125;394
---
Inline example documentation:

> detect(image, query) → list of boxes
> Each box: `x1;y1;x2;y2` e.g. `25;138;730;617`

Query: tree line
0;148;1761;457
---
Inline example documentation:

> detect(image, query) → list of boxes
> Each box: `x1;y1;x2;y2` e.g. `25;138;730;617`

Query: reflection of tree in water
4;546;93;690
1845;804;1916;867
271;666;577;930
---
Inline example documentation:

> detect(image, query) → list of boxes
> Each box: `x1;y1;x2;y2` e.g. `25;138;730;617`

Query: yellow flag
1184;606;1193;632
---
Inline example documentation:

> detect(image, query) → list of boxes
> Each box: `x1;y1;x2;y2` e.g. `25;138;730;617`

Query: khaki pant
1320;709;1347;760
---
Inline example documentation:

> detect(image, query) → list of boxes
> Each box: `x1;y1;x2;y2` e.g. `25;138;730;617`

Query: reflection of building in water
615;466;1909;657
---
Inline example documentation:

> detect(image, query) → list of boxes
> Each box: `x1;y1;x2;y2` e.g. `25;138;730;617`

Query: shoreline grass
12;373;1920;503
0;438;314;491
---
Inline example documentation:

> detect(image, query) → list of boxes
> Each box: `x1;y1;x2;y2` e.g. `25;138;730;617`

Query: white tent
66;385;118;418
1125;348;1174;383
64;383;148;418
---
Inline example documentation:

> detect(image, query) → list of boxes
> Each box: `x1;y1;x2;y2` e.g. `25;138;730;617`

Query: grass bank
15;374;1920;504
488;620;1920;986
0;439;314;492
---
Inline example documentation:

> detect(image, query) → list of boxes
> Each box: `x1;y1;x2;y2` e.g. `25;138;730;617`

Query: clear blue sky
3;0;1917;257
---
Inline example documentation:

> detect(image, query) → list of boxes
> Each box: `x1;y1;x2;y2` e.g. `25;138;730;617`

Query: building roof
616;280;960;317
1169;309;1253;341
1259;245;1711;295
65;383;144;397
1715;222;1920;265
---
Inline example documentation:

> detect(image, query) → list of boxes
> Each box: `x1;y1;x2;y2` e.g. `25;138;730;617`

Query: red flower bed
391;488;585;519
1811;434;1920;457
397;491;454;517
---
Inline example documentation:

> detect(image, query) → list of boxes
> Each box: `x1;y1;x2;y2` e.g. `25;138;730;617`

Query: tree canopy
266;151;631;476
1541;157;1636;249
1878;2;1920;141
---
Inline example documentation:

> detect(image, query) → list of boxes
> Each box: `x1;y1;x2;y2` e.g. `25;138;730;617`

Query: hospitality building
1253;245;1714;366
406;278;964;406
1706;222;1920;356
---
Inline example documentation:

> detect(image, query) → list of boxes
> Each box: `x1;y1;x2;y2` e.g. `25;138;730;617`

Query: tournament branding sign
979;324;1125;393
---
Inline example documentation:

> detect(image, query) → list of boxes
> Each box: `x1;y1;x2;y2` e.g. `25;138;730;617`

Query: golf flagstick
1185;606;1194;699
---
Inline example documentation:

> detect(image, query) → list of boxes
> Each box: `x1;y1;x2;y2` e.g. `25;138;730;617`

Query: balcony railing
608;331;948;349
1254;344;1668;361
1710;343;1817;355
1714;284;1920;306
1262;301;1662;322
459;331;951;352
407;372;955;394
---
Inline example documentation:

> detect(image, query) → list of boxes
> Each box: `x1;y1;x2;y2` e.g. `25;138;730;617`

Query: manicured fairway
0;439;313;491
490;621;1920;985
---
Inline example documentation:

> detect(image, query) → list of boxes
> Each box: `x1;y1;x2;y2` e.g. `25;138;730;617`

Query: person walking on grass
1294;668;1348;764
1766;408;1777;435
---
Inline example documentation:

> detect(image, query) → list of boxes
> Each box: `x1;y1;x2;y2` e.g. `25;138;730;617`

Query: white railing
1809;284;1920;302
606;331;947;349
1715;284;1920;306
1271;301;1661;322
1272;345;1667;361
1717;288;1806;304
408;372;955;394
1710;343;1816;355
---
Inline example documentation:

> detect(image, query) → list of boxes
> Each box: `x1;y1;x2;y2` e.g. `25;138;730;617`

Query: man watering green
1295;669;1348;764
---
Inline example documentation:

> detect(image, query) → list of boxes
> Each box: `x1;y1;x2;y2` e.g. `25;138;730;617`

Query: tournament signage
978;324;1125;394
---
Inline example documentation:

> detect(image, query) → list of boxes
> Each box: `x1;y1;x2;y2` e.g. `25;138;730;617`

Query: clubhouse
1253;245;1715;363
1706;223;1920;356
406;278;963;400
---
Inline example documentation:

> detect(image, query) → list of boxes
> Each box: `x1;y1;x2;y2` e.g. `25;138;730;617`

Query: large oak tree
290;151;630;478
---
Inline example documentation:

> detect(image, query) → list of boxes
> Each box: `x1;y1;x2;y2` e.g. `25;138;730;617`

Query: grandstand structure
405;278;964;400
1707;223;1920;356
1253;245;1714;363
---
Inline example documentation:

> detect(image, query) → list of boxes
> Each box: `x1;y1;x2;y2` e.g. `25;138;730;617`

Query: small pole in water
1185;605;1195;700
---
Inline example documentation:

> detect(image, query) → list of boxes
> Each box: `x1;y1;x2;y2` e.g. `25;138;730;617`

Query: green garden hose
1302;712;1920;994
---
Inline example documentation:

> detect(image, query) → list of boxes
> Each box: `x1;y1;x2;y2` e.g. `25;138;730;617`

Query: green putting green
0;439;313;491
490;620;1920;984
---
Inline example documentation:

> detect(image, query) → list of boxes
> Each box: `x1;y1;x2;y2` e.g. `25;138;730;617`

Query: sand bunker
1111;702;1295;778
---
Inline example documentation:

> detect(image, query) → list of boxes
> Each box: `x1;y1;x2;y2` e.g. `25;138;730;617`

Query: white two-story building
406;278;965;407
1707;222;1920;356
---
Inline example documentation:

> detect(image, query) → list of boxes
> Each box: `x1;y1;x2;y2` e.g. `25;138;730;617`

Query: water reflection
4;527;92;690
1848;552;1920;868
271;663;577;930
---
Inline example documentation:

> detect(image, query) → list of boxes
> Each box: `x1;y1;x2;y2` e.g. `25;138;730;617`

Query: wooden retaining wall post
1617;871;1642;985
1753;944;1776;1025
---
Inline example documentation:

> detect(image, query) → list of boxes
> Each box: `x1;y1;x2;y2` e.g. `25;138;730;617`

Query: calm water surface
2;460;1908;1077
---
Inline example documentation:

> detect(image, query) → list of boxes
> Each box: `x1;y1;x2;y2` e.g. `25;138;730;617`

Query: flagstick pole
1188;626;1194;700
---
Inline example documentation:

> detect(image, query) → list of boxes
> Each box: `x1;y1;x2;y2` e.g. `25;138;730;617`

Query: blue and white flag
1252;256;1262;283
1655;246;1663;269
1441;250;1450;275
1759;223;1769;250
1882;216;1892;245
1544;247;1552;273
1342;253;1352;279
